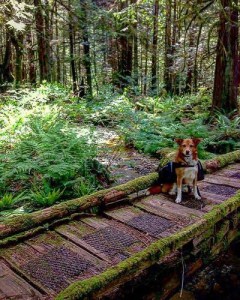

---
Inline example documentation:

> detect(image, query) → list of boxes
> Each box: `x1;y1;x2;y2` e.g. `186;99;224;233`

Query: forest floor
93;126;159;186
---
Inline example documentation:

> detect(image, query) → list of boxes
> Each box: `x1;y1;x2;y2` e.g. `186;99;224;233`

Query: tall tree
34;0;50;82
164;0;173;94
0;30;14;87
117;0;133;89
10;30;24;87
80;0;92;97
151;0;159;94
212;0;239;113
69;0;77;92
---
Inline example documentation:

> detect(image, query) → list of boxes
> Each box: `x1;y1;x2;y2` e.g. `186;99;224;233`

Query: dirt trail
95;126;159;185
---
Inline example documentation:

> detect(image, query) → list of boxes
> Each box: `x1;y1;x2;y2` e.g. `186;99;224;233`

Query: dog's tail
146;185;162;195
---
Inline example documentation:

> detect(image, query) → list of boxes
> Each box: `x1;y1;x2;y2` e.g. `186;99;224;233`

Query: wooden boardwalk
1;163;240;299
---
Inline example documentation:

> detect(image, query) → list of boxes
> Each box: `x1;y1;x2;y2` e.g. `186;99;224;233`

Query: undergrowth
1;83;240;214
0;85;109;212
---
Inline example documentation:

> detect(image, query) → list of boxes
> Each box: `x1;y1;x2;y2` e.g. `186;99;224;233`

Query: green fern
0;192;25;211
30;184;63;208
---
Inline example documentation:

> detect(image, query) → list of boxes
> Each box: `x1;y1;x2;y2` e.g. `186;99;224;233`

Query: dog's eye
183;145;186;147
190;145;194;148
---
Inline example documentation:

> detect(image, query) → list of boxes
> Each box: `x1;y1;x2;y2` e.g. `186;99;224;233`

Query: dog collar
174;162;197;168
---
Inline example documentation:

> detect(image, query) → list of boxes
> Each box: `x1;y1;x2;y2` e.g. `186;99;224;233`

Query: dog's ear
192;138;202;146
175;138;183;145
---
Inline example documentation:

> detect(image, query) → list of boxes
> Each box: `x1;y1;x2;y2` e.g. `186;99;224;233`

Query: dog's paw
175;197;182;203
169;191;176;195
195;194;201;200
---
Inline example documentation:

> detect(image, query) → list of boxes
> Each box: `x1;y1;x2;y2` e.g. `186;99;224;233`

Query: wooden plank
224;163;240;170
0;243;52;295
135;195;204;218
198;189;228;202
0;259;44;300
212;169;240;178
1;231;106;295
81;216;154;245
55;221;111;262
134;196;194;225
105;205;177;238
82;217;155;241
56;217;152;265
203;174;240;188
198;182;238;200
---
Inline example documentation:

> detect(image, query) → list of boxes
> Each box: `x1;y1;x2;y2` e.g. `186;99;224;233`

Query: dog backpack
157;161;204;184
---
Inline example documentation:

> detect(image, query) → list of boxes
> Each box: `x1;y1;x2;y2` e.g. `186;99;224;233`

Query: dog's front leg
193;176;201;200
175;177;183;203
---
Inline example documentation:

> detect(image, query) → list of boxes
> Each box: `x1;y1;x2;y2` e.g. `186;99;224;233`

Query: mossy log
0;173;158;240
1;150;240;242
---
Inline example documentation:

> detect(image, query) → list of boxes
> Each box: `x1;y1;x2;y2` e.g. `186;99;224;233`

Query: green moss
0;226;45;247
215;220;230;242
115;173;158;194
56;192;240;300
217;150;240;167
1;150;240;243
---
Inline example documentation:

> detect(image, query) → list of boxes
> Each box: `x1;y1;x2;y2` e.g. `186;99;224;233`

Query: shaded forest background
0;0;239;112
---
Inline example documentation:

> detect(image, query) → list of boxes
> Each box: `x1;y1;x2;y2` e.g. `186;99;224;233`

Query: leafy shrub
30;182;63;208
0;192;25;211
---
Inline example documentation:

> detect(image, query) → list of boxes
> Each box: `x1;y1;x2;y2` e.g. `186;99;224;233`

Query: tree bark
10;31;24;87
26;30;36;85
34;0;49;82
0;29;14;86
80;0;92;98
212;0;239;113
117;0;133;89
164;0;173;94
69;0;77;92
151;0;159;94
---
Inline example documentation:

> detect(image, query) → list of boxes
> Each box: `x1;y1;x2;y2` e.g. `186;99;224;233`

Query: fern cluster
0;114;109;210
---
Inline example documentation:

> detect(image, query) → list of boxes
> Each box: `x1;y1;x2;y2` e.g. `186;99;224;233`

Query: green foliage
0;86;110;213
65;90;134;126
30;183;63;208
203;111;240;154
0;192;25;211
0;83;239;214
0;115;102;199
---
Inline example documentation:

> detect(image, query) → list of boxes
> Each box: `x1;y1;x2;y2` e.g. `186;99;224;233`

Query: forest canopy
0;0;239;112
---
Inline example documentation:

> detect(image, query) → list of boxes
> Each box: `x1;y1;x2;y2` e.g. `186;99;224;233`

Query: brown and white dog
149;138;202;203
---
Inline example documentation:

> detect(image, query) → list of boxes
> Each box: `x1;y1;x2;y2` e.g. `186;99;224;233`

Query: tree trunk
212;0;239;113
44;0;52;82
26;30;36;85
132;2;138;89
55;5;61;83
185;27;195;93
34;0;49;82
193;24;203;92
143;32;149;95
0;29;14;86
10;31;24;87
151;0;159;94
69;0;77;93
80;0;92;98
164;0;173;94
117;0;133;89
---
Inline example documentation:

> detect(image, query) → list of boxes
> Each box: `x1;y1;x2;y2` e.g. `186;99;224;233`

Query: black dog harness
157;161;205;184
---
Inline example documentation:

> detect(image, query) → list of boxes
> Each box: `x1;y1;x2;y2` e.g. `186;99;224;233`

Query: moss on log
0;150;240;242
56;191;240;300
203;150;240;172
0;173;158;240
